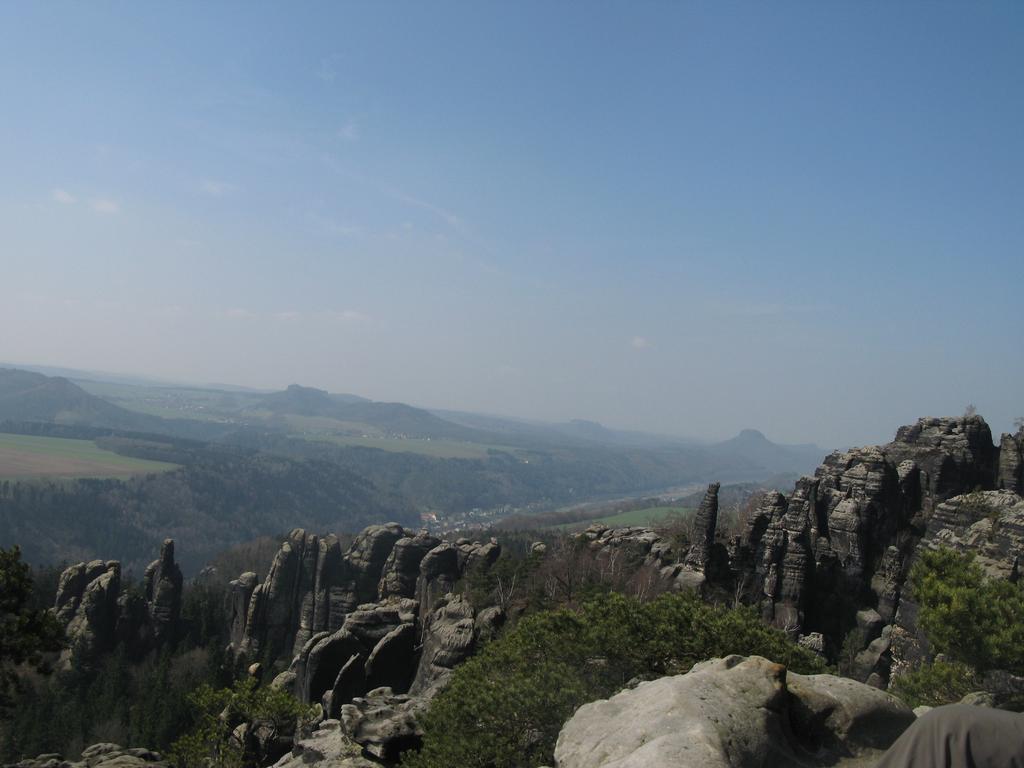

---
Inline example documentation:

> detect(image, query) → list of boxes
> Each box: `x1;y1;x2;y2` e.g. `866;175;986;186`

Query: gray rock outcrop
227;572;258;647
378;533;440;600
238;525;432;661
143;539;182;644
51;539;192;670
410;594;495;697
271;719;376;768
717;415;1022;681
556;415;1023;693
230;523;504;757
998;429;1024;495
553;655;914;768
339;688;425;763
685;482;720;569
54;560;121;669
4;743;167;768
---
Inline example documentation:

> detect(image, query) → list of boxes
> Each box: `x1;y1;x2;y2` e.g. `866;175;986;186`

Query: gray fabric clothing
874;704;1024;768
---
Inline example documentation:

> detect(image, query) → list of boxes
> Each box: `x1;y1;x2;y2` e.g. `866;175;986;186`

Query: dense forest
0;420;734;573
0;428;414;574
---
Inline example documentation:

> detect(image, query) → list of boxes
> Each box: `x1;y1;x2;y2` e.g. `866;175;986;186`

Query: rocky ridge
53;539;184;669
575;417;1024;690
227;525;503;760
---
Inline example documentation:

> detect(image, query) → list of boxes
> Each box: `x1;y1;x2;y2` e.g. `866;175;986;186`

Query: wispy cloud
705;300;819;317
201;179;236;197
307;212;361;237
90;198;121;215
338;119;359;142
320;156;463;231
326;309;368;322
51;188;77;205
315;54;342;83
383;184;461;228
631;336;652;349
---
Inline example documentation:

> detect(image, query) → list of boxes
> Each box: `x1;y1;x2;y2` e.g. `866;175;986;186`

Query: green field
0;433;179;479
307;434;515;460
555;505;693;530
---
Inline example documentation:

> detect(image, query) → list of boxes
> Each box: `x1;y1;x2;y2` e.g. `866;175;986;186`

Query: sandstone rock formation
238;525;428;662
684;482;720;568
227;571;258;647
572;416;1024;692
410;594;500;697
553;655;915;768
4;743;167;768
143;539;182;644
711;417;1022;677
378;532;440;600
998;428;1024;495
53;540;185;670
228;523;503;760
339;688;425;763
271;719;376;768
54;560;121;669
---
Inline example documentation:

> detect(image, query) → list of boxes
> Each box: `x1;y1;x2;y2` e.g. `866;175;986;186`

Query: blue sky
1;2;1021;447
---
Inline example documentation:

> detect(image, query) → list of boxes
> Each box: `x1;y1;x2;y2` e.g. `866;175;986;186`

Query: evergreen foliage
404;590;826;768
168;678;316;768
0;545;64;707
910;547;1024;674
891;660;979;708
0;571;238;763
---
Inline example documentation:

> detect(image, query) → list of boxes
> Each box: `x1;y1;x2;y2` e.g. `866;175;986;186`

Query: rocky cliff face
577;416;1024;691
53;539;184;669
143;539;183;644
233;525;501;666
722;416;1022;685
54;560;122;669
228;523;502;758
999;427;1024;495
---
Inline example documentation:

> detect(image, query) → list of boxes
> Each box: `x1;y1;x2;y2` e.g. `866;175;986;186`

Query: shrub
891;661;979;708
169;677;316;768
910;548;1024;674
403;590;825;768
0;545;64;708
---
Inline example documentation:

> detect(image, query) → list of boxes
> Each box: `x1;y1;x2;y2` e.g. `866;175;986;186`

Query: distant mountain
252;384;486;440
257;383;339;416
709;428;822;476
429;409;701;449
0;368;164;431
0;361;270;392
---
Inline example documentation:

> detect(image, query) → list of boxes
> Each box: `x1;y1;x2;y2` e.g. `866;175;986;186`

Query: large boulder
271;719;376;768
339;688;425;763
4;743;168;768
553;655;914;768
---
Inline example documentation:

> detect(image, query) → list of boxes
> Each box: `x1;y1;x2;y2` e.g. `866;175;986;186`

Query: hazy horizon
2;3;1021;448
